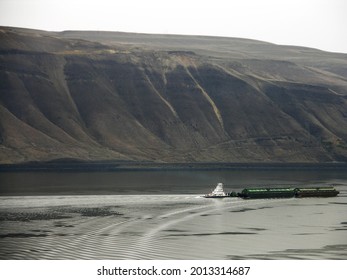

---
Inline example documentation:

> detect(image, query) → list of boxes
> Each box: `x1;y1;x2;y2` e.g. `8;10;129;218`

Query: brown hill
1;26;347;163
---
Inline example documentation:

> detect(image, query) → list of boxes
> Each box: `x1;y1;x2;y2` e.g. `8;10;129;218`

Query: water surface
0;170;346;259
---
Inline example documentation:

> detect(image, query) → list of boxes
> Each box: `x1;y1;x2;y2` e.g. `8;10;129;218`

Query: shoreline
1;161;347;172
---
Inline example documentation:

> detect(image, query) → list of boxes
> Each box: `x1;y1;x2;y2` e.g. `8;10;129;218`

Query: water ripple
0;195;346;259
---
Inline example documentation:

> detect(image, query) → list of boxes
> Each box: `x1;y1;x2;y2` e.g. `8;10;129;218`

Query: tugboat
204;183;231;198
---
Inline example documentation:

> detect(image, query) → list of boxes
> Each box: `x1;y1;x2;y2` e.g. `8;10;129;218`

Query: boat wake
0;194;346;259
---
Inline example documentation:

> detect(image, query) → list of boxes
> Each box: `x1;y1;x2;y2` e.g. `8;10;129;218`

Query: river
0;169;346;259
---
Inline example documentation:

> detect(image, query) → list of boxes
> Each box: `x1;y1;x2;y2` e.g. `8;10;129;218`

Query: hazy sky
1;0;346;53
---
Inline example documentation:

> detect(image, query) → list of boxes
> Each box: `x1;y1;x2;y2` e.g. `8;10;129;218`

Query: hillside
1;26;347;164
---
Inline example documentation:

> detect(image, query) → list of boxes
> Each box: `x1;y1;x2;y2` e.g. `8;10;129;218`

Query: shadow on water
1;169;347;195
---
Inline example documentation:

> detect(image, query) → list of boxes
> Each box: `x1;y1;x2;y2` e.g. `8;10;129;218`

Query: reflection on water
0;170;346;259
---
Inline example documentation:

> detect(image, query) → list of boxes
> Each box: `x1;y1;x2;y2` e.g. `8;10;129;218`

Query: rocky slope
1;26;347;163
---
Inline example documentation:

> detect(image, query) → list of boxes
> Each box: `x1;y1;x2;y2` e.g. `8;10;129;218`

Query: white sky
1;0;346;53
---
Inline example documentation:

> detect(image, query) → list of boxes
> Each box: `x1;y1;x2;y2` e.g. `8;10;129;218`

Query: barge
203;184;339;199
239;187;296;199
294;187;340;198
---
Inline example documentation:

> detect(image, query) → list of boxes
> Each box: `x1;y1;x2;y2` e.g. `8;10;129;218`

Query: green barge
239;187;295;199
294;187;340;198
238;186;339;199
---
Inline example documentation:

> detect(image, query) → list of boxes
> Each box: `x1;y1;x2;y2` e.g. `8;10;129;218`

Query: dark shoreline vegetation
1;160;347;172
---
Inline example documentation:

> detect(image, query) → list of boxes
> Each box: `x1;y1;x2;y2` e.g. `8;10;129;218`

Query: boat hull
203;195;231;198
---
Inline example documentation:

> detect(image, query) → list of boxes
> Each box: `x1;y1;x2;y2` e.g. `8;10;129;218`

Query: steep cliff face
1;27;347;163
